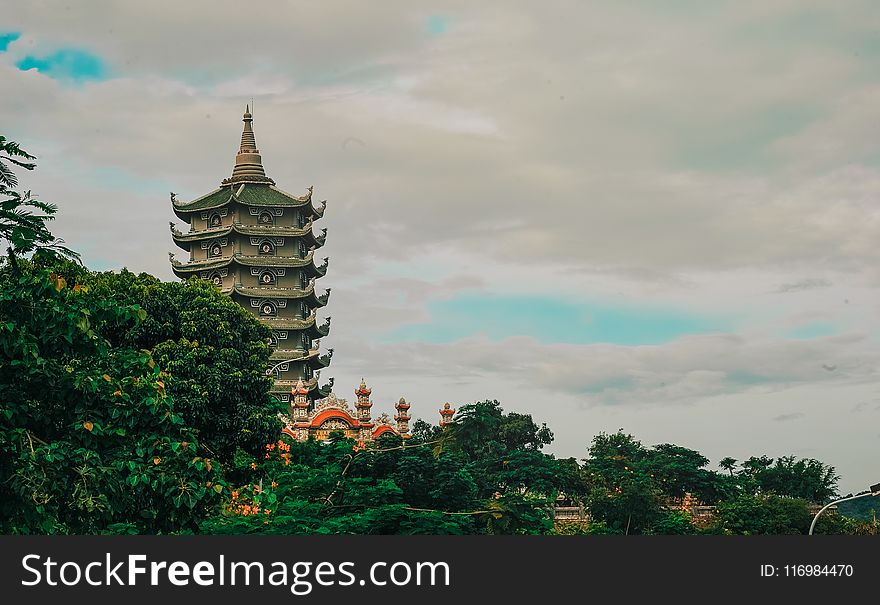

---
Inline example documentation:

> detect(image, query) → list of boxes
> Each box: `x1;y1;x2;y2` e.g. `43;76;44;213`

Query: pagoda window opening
259;300;278;317
300;271;308;289
259;270;276;286
258;211;274;226
209;213;222;228
208;272;223;287
300;302;309;319
208;240;223;258
267;333;278;348
258;239;276;256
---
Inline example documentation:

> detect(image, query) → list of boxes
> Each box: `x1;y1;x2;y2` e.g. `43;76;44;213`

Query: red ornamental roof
291;379;310;395
310;408;361;428
372;425;397;439
355;379;372;396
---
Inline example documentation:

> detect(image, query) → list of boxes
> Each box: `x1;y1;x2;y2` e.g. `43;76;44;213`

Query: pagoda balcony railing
169;223;227;238
271;377;319;389
234;280;316;299
231;220;316;235
231;250;317;267
260;312;318;328
173;220;318;238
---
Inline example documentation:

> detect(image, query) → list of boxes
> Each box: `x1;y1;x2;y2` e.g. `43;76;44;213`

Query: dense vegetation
1;136;876;535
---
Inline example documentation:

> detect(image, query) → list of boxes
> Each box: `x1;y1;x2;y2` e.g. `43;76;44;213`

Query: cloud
776;278;832;293
335;331;878;406
772;412;805;422
2;0;880;492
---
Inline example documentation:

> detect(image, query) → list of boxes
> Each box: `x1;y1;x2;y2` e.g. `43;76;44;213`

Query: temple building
281;379;411;442
169;107;414;442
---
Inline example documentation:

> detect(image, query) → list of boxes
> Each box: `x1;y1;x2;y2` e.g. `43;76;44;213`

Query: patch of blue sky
0;32;20;52
786;322;837;340
16;48;108;82
425;15;449;35
383;293;733;345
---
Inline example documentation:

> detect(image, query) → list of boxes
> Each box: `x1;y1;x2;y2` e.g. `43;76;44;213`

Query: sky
2;1;879;492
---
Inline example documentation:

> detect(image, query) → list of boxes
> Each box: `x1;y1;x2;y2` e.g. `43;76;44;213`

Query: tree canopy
0;133;872;536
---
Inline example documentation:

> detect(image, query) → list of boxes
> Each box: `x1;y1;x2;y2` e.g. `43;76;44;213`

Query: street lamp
809;482;880;535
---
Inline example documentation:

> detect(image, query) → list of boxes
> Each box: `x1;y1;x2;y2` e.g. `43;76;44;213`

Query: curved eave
234;286;328;308
233;284;316;300
305;257;329;278
233;251;317;268
269;349;330;369
269;349;319;363
314;381;333;398
270;377;318;394
170;256;233;276
172;253;324;273
232;222;319;239
262;316;330;338
230;183;316;209
260;314;317;331
172;188;233;220
171;225;234;250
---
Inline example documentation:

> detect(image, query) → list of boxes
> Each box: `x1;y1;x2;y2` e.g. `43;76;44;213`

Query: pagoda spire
226;105;274;184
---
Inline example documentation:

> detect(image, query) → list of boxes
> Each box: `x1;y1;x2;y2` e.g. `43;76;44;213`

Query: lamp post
809;482;880;535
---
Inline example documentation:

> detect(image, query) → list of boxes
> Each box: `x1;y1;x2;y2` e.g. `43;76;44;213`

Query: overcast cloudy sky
3;1;879;491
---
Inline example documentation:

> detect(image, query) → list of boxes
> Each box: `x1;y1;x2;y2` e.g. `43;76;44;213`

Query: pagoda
169;106;333;408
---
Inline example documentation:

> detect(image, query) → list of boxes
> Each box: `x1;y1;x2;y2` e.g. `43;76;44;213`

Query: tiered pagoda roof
169;105;333;404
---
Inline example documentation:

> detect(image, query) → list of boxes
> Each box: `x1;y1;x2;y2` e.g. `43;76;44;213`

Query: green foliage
0;137;79;271
1;134;864;537
837;494;880;522
204;402;573;535
47;264;281;462
0;268;223;533
737;456;839;503
649;510;697;535
713;493;813;535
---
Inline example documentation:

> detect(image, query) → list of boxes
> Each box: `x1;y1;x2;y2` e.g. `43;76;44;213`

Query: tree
48;265;282;462
747;456;838;503
0;137;78;272
582;431;661;534
713;493;813;535
644;443;720;503
0;268;223;533
718;457;737;476
204;401;577;535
